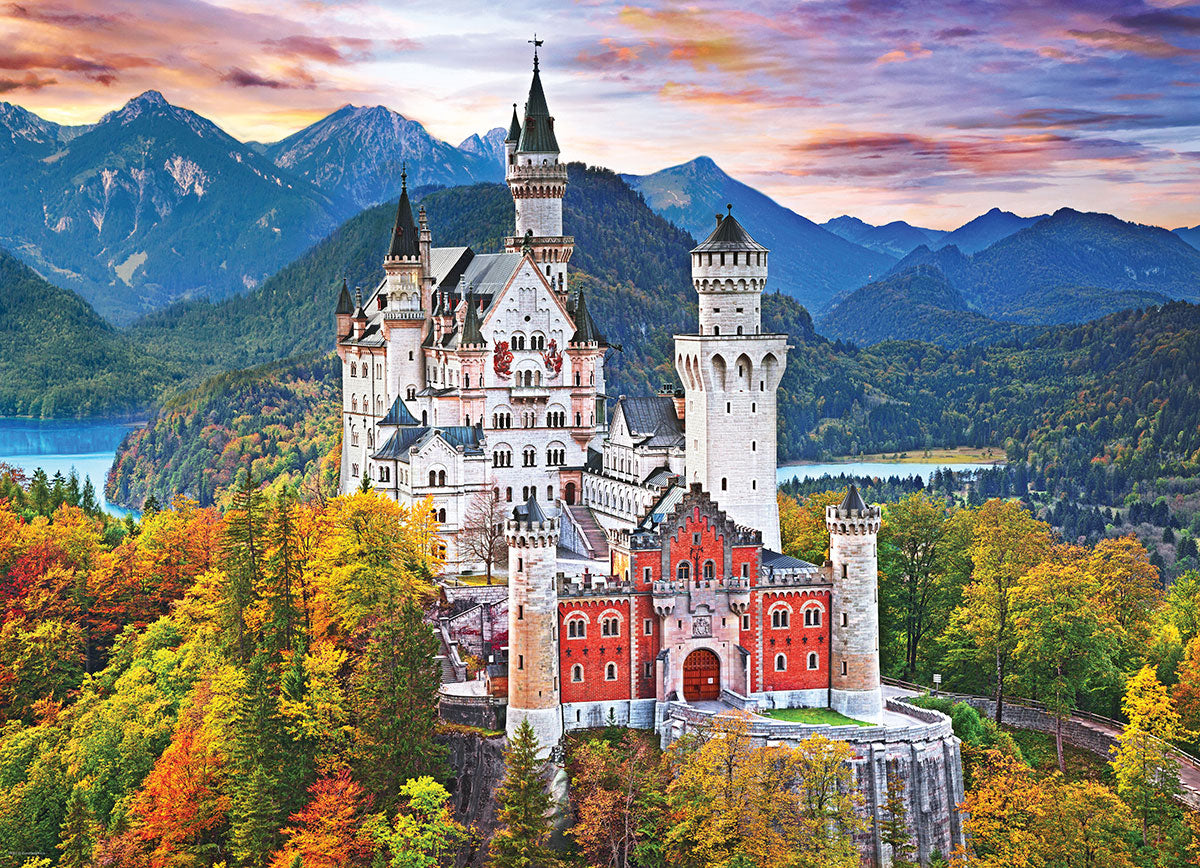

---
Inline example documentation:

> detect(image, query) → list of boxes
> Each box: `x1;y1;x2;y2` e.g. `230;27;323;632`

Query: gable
481;258;574;346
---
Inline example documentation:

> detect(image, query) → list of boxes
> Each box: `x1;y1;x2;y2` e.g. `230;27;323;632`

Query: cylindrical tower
505;493;563;752
826;485;883;720
674;207;788;551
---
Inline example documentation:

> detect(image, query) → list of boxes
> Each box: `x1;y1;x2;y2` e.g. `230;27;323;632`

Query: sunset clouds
3;0;1199;228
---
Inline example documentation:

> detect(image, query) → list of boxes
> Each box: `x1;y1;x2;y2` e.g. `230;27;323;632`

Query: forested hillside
0;249;184;418
106;355;341;509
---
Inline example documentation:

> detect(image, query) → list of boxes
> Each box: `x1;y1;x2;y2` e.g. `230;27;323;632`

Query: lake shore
782;446;1006;468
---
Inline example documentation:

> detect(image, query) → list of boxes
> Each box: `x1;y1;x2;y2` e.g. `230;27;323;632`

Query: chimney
659;385;686;426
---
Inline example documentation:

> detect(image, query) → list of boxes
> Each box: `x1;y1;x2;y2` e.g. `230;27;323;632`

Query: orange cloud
875;42;932;66
659;80;821;109
1065;28;1197;58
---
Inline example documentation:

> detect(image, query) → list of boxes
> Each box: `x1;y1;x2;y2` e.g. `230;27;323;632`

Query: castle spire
335;277;353;315
506;103;522;143
518;39;559;154
388;162;418;259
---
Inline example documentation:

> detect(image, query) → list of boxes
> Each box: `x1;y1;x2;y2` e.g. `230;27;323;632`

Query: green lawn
445;573;508;587
759;707;873;726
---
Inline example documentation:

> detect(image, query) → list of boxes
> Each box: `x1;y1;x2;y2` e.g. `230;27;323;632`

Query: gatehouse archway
683;649;721;702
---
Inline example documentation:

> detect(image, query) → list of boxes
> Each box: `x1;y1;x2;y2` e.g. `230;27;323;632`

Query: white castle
335;48;788;560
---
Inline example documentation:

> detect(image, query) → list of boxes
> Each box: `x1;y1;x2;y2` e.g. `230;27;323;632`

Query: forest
4;457;1200;867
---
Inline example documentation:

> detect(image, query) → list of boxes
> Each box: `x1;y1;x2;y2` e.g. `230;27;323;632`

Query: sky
3;0;1199;229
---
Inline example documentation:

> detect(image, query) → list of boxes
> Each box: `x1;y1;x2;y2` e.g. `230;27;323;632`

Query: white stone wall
828;510;883;720
675;334;788;552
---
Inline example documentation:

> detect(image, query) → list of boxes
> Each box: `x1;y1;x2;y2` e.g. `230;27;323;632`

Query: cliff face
442;730;508;865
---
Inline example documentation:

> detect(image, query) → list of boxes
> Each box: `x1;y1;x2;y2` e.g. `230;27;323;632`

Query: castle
339;49;965;863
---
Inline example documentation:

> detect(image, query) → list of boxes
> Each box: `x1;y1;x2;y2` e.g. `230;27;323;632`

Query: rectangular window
519;655;524;670
643;567;652;583
742;614;750;631
518;605;524;621
841;661;847;676
644;619;652;635
643;661;653;678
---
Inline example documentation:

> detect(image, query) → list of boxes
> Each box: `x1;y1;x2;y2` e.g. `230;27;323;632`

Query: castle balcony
383;310;425;321
757;569;829;589
557;574;634;598
506;164;568;182
510;386;551;401
504;234;574;249
652;580;679;616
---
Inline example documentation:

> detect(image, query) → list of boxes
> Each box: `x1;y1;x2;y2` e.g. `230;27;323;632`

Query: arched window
775;653;787;672
567;618;586;639
804;606;822;627
407;386;416;400
422;411;429;425
506;487;513;502
350;362;357;377
429;471;437;487
771;607;790;629
605;663;617;681
807;652;819;670
523;447;536;467
571;664;584;682
677;562;690;582
601;616;620;637
437;508;446;523
703;560;715;581
438;470;446;486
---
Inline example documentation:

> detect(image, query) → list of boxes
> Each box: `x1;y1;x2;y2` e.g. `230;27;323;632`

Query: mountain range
821;207;1200;345
622;157;895;314
0;92;506;323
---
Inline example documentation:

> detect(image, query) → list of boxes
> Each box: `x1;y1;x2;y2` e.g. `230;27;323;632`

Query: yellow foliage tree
778;490;844;565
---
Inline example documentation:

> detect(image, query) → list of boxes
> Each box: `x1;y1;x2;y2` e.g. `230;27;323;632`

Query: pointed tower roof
569;287;605;345
506;103;522;143
840;484;867;513
692;205;768;254
517;50;559;153
388;166;419;259
335;277;353;315
461;289;485;347
380;397;420;427
514;491;547;524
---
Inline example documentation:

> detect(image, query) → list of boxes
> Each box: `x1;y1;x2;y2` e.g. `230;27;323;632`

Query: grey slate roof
569;287;604;345
642;466;677;488
506;105;521;143
379;397;419;427
517;61;559;153
841;484;867;512
514;491;547;523
388;176;419;259
614;396;683;450
372;424;484;464
761;549;816;570
692;208;768;254
461;291;485;346
335;278;353;315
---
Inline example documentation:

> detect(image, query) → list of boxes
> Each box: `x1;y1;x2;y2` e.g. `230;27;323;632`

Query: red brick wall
666;509;727;580
752;589;831;693
559;598;634;704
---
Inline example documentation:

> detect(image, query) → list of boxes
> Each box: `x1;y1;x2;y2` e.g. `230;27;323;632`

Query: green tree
879;768;915;868
354;600;445;796
57;788;95;868
230;763;281;868
375;776;468;868
222;470;268;664
1012;553;1120;772
489;720;556;868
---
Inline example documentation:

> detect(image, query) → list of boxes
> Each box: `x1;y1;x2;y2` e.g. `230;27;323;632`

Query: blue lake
0;417;142;517
778;460;1002;485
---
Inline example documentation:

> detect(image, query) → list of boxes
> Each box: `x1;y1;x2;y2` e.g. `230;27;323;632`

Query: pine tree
230;763;281;867
489;720;556;868
223;469;268;663
265;486;302;655
879;768;915;868
57;789;95;868
354;599;445;795
80;478;98;514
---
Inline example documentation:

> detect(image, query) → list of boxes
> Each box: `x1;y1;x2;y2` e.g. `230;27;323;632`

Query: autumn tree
1011;551;1120;772
1088;536;1160;654
778;490;844;565
270;769;376;868
1111;666;1188;849
461;486;507;584
946;499;1052;723
879;768;915;868
569;733;667;868
489;719;556;868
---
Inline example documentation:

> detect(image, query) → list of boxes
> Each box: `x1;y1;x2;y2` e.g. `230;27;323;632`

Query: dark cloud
221;67;293;89
955;107;1165;130
4;2;116;27
0;50;142;85
936;26;980;39
0;71;56;92
1111;11;1200;35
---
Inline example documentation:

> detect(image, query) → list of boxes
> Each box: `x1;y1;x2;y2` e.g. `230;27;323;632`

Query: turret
335;277;353;337
383;167;421;311
691;205;768;337
504;103;521;172
825;485;883;720
505;494;563;752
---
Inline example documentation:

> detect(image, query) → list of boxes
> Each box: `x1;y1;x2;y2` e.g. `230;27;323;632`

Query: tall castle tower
505;494;563;751
380;170;427;403
504;43;573;295
675;208;789;551
826;486;883;719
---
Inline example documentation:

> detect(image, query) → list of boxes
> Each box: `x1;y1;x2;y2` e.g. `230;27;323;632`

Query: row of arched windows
774;652;819;672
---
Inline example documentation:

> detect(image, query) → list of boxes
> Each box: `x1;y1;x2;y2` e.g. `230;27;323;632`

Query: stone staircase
565;504;610;558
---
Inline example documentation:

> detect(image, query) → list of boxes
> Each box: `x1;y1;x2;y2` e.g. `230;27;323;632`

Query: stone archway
565;482;576;505
683;649;721;702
